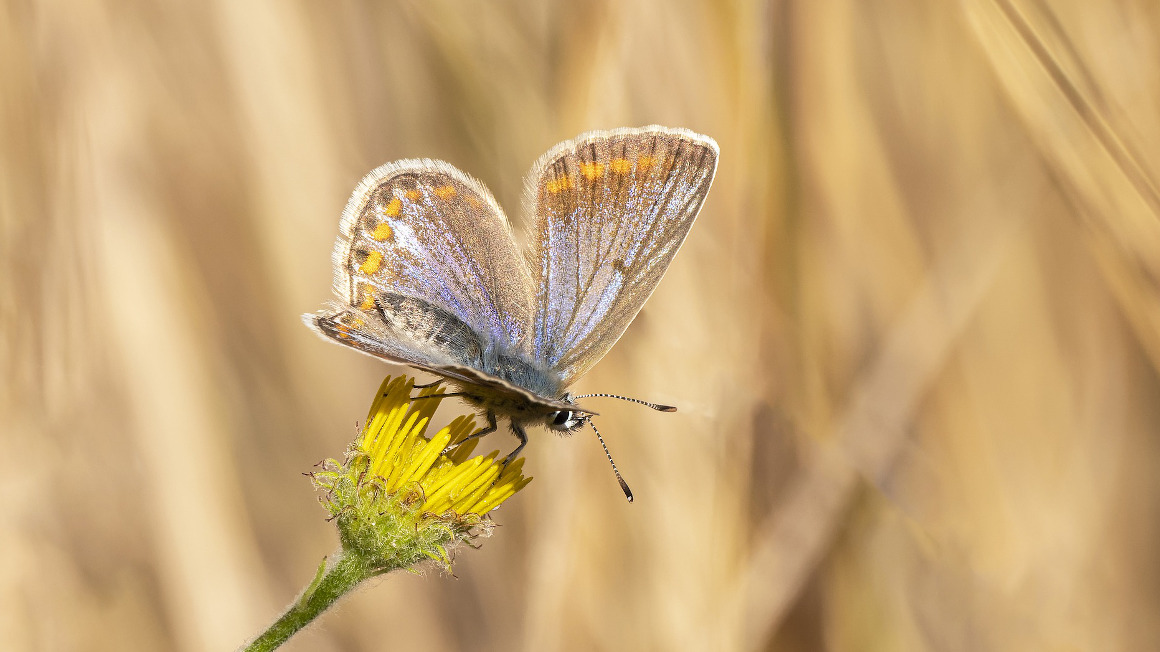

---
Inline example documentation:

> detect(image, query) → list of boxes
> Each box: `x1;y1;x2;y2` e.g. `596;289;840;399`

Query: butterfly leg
412;379;443;389
471;410;498;440
504;421;529;465
442;410;497;454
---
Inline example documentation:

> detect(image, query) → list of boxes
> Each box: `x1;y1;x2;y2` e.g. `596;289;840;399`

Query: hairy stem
240;550;373;652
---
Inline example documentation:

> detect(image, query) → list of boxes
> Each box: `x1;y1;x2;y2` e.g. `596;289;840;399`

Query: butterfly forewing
525;126;718;384
309;160;536;369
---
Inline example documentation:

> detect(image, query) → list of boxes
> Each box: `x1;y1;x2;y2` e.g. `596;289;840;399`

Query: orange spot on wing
580;162;605;180
371;222;392;241
384;197;402;217
636;156;656;170
610;158;631;174
359;250;384;275
405;189;422;201
545;176;573;193
359;292;376;311
434;185;457;199
332;321;355;340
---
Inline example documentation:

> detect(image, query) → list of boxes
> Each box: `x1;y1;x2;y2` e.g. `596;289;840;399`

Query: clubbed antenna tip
589;420;634;503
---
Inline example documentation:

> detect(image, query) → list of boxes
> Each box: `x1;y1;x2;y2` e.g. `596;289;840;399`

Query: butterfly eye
551;410;573;427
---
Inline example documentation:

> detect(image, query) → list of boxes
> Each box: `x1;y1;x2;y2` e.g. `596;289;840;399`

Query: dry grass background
4;0;1160;650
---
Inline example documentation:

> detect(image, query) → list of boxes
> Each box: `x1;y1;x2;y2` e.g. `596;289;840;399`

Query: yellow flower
358;375;531;516
311;375;531;571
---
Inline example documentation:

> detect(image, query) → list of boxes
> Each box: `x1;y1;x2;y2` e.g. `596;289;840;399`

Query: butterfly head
545;393;590;432
546;408;588;432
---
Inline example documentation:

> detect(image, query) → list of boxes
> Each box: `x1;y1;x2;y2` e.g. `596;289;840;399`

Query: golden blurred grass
4;1;1160;650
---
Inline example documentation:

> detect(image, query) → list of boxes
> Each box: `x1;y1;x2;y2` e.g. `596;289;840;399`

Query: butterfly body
307;126;718;457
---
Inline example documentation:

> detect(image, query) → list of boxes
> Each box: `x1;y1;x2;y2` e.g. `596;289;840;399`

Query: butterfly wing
305;159;536;372
525;126;718;385
311;308;587;414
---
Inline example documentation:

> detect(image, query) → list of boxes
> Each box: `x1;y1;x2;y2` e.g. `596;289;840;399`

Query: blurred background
4;0;1160;650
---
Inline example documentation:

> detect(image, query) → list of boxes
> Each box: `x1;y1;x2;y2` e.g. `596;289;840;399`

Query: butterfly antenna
589;420;633;503
573;393;677;412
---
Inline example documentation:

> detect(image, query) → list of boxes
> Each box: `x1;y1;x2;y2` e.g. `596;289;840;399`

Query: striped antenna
589;420;633;503
573;393;677;412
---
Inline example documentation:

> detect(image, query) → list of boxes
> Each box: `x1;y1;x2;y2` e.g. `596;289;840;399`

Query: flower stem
241;550;372;652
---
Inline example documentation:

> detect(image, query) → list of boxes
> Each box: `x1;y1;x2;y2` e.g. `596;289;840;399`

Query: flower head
311;375;531;572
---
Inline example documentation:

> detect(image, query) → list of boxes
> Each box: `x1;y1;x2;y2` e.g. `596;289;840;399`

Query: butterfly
305;126;718;500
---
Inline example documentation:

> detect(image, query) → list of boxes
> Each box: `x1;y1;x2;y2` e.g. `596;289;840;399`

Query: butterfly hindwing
524;126;718;385
312;307;587;415
312;307;474;372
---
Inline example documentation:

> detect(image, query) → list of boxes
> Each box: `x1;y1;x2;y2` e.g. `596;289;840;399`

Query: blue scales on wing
523;126;719;386
305;159;538;378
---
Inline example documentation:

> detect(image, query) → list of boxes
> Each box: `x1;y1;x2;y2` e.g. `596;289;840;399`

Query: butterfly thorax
452;384;558;421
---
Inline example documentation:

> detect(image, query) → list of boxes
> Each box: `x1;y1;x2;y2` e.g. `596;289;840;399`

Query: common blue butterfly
306;126;718;499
